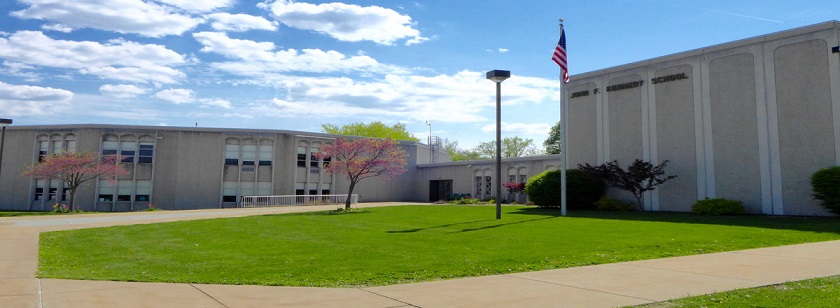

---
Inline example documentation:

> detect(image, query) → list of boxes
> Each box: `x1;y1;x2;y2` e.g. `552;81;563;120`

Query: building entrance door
429;180;453;202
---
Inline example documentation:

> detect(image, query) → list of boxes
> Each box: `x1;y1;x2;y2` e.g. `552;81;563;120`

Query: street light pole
0;118;13;188
486;70;510;220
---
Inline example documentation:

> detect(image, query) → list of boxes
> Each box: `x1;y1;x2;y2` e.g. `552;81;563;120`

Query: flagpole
558;19;568;217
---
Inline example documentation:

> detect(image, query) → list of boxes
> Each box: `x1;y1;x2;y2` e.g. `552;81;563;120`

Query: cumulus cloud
259;0;427;45
0;31;185;84
41;23;73;33
193;31;396;74
155;88;194;104
11;0;202;37
208;13;278;32
0;81;73;116
158;0;234;13
99;84;148;98
154;88;232;108
481;122;553;136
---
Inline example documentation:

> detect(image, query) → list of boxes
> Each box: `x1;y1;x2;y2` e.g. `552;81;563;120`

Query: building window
135;180;151;202
520;175;527;183
297;146;307;167
38;140;48;162
117;180;133;201
258;143;272;166
120;141;136;163
62;188;70;201
103;140;118;156
242;144;256;166
223;182;237;202
225;144;239;165
485;176;492;195
51;140;63;155
139;142;154;163
98;180;114;202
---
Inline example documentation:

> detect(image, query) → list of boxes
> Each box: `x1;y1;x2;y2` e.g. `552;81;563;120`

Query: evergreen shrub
691;198;746;215
811;166;840;215
595;197;635;211
525;169;605;209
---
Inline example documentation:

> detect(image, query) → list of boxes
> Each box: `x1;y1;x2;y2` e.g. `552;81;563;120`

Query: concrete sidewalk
2;204;839;307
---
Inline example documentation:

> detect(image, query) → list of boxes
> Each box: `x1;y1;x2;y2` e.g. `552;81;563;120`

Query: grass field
633;275;840;307
38;205;840;287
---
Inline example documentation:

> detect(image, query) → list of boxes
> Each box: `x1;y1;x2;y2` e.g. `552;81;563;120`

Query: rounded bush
595;197;635;211
524;169;605;209
691;198;745;215
811;166;840;215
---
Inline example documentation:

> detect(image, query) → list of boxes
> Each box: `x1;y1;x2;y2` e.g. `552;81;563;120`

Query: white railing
239;194;359;208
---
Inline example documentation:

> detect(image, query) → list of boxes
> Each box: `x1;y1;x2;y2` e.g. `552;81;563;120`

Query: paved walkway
2;203;839;307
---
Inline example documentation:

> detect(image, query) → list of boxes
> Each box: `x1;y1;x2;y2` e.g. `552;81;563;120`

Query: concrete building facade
0;124;558;211
566;21;840;216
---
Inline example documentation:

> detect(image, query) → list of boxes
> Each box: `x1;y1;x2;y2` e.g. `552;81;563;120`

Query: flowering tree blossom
22;151;128;211
315;138;407;209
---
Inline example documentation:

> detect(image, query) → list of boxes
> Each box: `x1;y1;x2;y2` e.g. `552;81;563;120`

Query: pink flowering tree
315;138;407;209
22;151;128;211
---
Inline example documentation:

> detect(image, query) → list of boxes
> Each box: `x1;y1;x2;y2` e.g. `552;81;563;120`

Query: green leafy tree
579;159;677;211
321;121;419;142
475;136;542;159
440;139;482;161
544;121;562;155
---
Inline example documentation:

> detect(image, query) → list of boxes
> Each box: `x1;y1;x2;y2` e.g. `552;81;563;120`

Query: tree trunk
345;181;357;210
69;188;77;212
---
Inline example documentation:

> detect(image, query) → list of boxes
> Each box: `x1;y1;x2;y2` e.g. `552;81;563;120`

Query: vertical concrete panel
709;53;763;213
568;82;598;166
607;75;644;164
654;65;696;212
775;39;834;215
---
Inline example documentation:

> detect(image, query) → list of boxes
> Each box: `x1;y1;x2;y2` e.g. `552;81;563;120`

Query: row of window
98;180;151;202
102;141;154;163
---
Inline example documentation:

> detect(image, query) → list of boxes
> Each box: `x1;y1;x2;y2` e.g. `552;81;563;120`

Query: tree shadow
386;219;494;233
452;215;558;233
542;208;840;235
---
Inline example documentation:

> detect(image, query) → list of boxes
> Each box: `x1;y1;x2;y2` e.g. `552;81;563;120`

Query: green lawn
0;210;53;217
39;205;840;287
633;275;840;307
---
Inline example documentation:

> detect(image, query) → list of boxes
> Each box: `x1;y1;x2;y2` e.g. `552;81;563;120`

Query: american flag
552;28;569;83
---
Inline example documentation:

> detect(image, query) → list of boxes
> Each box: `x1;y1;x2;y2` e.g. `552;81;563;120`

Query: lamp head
485;70;510;83
0;118;12;127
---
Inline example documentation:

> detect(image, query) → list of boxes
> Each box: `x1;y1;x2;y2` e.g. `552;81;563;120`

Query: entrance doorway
429;180;453;202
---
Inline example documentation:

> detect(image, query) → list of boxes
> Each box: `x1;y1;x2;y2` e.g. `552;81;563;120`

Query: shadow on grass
511;206;840;235
453;215;559;233
386;219;494;233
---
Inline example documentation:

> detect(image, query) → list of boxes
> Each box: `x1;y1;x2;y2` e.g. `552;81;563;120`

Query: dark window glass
225;158;239;165
222;195;237;202
102;149;117;155
98;194;113;202
295;189;304;195
309;189;317;195
138;157;153;163
297;161;306;167
38;151;47;162
48;188;57;200
62;188;70;201
117;195;131;201
242;160;255;165
136;195;150;202
259;160;272;166
321;190;330;195
35;188;44;200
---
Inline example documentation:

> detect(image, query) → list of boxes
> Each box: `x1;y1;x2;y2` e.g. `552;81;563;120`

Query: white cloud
100;84;148;98
0;31;186;84
259;0;427;45
41;23;73;33
498;48;509;53
158;0;234;13
481;122;553;136
0;81;73;116
193;31;395;74
11;0;202;37
208;13;278;32
154;88;232;108
155;88;194;104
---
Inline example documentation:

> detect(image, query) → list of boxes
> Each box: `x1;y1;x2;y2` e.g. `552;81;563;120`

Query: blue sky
1;1;838;150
